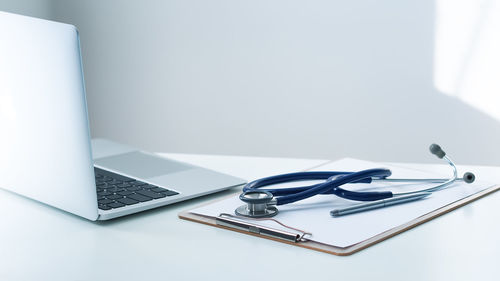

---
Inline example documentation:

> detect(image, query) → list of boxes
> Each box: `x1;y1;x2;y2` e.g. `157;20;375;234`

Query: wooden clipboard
179;184;500;256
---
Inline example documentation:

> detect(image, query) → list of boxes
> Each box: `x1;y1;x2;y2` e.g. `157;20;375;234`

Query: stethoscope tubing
242;156;462;204
236;144;476;218
243;168;394;205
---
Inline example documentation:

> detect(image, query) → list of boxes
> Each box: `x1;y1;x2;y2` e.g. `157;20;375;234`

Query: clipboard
179;185;500;256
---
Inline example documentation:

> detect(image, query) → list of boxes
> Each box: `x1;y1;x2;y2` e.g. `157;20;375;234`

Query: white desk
1;154;499;281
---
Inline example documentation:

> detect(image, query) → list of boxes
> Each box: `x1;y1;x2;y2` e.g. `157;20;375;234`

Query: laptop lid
0;11;98;220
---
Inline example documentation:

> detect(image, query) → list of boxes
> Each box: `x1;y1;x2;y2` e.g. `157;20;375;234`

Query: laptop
0;11;246;220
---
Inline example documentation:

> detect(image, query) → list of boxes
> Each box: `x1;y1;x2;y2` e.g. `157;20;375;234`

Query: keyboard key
132;182;147;186
162;190;179;196
108;187;125;193
142;185;156;189
98;204;111;210
97;191;112;196
151;187;167;193
107;202;125;208
116;197;139;205
127;193;152;202
98;199;114;204
117;183;132;188
117;190;134;196
136;190;166;199
106;194;123;200
125;186;142;191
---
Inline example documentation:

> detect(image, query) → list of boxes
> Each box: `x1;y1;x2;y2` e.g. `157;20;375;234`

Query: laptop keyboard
94;167;179;211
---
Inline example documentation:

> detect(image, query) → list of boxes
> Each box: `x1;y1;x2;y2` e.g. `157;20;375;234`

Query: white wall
5;0;500;165
0;0;53;19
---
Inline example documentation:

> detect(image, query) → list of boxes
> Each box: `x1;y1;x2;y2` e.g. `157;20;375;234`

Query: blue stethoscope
235;144;476;218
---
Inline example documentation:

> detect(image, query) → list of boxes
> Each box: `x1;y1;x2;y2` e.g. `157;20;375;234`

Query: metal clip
215;213;311;243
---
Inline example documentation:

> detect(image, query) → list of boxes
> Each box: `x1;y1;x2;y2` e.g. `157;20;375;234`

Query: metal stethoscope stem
382;155;475;195
235;144;476;218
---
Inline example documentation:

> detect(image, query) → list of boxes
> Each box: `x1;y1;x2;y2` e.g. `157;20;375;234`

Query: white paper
189;158;495;248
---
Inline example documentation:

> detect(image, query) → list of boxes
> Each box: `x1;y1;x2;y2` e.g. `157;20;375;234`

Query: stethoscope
235;144;476;218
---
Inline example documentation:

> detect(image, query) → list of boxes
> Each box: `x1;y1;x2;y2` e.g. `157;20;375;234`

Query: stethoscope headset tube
235;144;476;218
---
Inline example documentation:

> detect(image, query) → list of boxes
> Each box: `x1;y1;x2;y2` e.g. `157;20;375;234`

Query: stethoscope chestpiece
235;190;278;218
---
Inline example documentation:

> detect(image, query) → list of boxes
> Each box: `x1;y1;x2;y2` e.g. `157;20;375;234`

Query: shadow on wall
44;0;500;165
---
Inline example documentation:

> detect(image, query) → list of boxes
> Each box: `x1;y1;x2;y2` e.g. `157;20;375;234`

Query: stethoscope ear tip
463;172;475;183
429;143;446;159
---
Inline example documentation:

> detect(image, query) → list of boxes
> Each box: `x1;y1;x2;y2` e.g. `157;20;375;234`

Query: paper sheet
189;158;495;248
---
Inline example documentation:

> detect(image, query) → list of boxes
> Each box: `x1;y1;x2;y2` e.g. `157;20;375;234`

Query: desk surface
1;153;499;281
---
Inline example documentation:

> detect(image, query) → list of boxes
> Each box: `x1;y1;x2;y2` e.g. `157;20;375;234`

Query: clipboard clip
215;213;311;243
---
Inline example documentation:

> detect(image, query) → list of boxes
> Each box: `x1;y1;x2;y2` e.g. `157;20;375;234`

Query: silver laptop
0;11;246;220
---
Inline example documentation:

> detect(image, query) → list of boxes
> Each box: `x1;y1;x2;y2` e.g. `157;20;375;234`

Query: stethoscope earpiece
463;172;475;184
